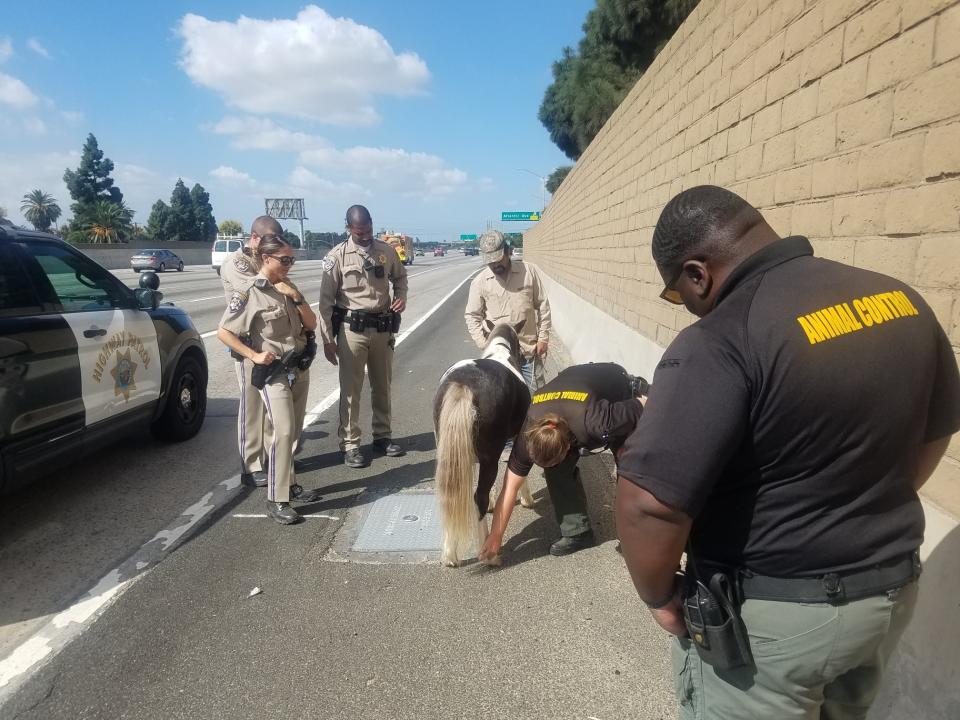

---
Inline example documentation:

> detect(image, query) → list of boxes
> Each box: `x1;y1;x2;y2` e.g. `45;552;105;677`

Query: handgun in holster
298;331;317;371
251;349;297;390
680;570;754;672
331;307;347;338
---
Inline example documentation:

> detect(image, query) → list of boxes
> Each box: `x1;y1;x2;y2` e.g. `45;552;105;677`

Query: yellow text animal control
531;390;590;404
797;291;919;345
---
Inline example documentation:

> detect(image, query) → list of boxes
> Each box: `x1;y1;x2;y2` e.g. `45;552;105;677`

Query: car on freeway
415;249;424;257
0;224;208;494
433;247;446;257
211;236;244;275
131;248;184;273
463;247;479;256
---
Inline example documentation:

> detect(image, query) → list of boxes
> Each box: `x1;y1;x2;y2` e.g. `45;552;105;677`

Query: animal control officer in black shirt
616;186;960;720
479;362;645;563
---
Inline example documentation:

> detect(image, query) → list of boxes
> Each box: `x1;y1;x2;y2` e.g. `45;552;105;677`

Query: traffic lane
6;278;675;720
0;258;479;662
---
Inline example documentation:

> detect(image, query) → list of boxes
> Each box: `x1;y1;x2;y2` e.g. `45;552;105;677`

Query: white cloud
210;165;256;186
0;38;12;64
211;115;329;151
0;72;39;109
299;145;468;196
287;166;367;197
27;38;50;59
61;110;84;124
178;6;430;126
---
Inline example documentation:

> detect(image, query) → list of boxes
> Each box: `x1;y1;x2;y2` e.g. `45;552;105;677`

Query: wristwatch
292;296;305;306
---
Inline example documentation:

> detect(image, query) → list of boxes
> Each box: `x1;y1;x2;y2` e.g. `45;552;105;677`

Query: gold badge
110;349;138;401
378;254;386;264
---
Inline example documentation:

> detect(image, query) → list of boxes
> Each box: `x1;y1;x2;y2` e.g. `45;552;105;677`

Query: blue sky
0;1;593;241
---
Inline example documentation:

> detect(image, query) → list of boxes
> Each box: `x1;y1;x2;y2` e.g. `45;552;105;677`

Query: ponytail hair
525;413;572;467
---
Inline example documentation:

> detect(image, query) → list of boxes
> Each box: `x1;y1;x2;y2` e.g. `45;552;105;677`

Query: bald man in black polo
616;186;960;720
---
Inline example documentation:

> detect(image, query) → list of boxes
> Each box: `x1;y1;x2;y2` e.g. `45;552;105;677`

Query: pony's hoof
519;496;534;509
442;556;459;568
481;553;502;567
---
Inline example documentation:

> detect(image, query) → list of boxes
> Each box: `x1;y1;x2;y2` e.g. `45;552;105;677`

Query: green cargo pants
543;451;591;537
672;580;919;720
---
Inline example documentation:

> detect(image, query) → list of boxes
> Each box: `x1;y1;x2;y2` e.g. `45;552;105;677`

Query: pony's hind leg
441;527;459;567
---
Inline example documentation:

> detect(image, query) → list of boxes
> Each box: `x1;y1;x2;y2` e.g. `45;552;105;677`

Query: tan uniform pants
260;369;308;503
337;326;394;450
234;359;265;473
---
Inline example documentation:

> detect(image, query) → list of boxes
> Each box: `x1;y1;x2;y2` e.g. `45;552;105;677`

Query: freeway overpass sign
460;234;478;241
501;211;540;221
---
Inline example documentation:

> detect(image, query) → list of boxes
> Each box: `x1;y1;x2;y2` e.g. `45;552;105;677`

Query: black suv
0;224;208;493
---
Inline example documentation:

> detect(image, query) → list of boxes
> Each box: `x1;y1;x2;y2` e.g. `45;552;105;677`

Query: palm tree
20;190;62;232
86;200;132;243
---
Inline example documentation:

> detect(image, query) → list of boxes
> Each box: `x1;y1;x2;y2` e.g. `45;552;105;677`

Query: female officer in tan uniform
217;236;319;525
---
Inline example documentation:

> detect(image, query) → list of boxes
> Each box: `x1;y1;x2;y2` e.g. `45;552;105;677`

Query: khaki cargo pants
234;359;265;473
337;326;393;451
672;581;919;720
259;368;309;503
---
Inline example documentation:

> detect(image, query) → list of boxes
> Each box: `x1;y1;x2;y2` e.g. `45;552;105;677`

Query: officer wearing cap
479;362;645;560
616;186;960;719
219;215;279;488
318;205;408;469
218;235;321;525
465;230;551;389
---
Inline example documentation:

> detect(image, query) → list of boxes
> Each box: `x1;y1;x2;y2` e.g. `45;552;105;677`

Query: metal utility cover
352;493;441;552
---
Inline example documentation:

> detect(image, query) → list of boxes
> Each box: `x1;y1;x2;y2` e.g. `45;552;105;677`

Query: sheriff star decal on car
110;349;138;401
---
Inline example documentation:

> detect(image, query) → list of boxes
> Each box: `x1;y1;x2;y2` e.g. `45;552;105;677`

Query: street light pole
516;168;546;212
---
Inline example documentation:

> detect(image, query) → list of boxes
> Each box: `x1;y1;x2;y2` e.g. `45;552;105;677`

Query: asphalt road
0;254;676;720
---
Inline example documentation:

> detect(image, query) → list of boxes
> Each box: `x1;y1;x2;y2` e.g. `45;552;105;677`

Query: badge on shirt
378;254;386;264
228;291;247;313
322;256;336;272
234;256;252;274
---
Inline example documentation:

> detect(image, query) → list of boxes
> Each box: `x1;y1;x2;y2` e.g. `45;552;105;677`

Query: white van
211;236;244;275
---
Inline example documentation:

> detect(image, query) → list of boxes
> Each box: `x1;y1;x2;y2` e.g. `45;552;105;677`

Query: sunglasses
266;254;295;267
659;264;684;305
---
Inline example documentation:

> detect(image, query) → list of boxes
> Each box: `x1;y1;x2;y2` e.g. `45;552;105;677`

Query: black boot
549;531;595;556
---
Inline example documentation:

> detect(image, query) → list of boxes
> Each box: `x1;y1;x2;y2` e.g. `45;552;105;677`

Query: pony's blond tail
436;383;477;557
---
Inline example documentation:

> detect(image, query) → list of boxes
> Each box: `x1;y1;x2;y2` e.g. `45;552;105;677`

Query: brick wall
525;0;960;473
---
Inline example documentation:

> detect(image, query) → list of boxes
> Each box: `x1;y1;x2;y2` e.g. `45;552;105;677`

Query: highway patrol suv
0;222;208;493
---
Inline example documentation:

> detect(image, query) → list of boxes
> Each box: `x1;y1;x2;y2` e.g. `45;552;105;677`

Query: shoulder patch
228;291;248;314
322;256;336;272
234;256;252;274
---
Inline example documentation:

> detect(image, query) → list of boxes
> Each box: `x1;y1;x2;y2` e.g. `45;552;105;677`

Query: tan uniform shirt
220;275;307;355
464;259;551;357
219;247;258;302
316;237;409;344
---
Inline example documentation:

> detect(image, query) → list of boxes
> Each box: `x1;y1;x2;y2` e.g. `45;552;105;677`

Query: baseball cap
479;230;507;263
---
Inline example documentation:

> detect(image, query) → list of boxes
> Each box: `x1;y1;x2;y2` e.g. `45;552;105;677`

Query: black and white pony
433;322;534;567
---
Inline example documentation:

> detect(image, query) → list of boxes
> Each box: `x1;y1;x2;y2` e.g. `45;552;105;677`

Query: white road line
175;294;227;303
0;265;480;707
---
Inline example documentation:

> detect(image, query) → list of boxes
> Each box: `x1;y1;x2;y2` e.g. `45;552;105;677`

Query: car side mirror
139;271;160;291
135;288;162;310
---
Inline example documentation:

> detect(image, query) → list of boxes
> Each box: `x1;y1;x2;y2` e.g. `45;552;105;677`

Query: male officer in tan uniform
219;215;278;487
464;230;552;389
318;205;408;468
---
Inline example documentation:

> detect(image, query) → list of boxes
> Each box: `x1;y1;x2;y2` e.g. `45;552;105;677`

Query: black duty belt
696;551;921;605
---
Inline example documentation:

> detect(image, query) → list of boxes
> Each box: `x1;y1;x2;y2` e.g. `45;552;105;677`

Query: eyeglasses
659;265;685;305
266;254;295;267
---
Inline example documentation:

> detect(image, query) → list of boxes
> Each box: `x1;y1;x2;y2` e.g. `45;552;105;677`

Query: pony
433;321;534;567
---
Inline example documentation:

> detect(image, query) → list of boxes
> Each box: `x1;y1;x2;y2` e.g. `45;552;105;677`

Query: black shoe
373;438;405;457
344;448;368;468
265;501;300;525
290;484;323;503
241;470;268;488
549;531;595;556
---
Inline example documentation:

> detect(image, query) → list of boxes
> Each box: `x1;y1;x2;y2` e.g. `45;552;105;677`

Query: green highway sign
460;233;478;241
501;211;540;221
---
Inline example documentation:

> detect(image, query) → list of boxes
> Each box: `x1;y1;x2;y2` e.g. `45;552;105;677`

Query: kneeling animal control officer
480;362;646;561
218;236;321;525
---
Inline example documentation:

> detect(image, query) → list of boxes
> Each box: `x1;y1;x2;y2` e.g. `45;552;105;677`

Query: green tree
282;230;301;248
304;230;346;250
163;178;195;242
539;0;699;159
190;183;217;242
20;190;62;232
146;200;170;240
63;134;124;222
219;219;243;236
85;200;132;243
546;166;573;194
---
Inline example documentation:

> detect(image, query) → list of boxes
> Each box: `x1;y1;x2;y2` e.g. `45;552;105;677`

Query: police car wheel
151;354;207;441
177;261;184;272
159;263;165;272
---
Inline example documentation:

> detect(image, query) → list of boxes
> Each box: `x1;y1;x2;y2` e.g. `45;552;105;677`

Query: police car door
21;240;162;427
